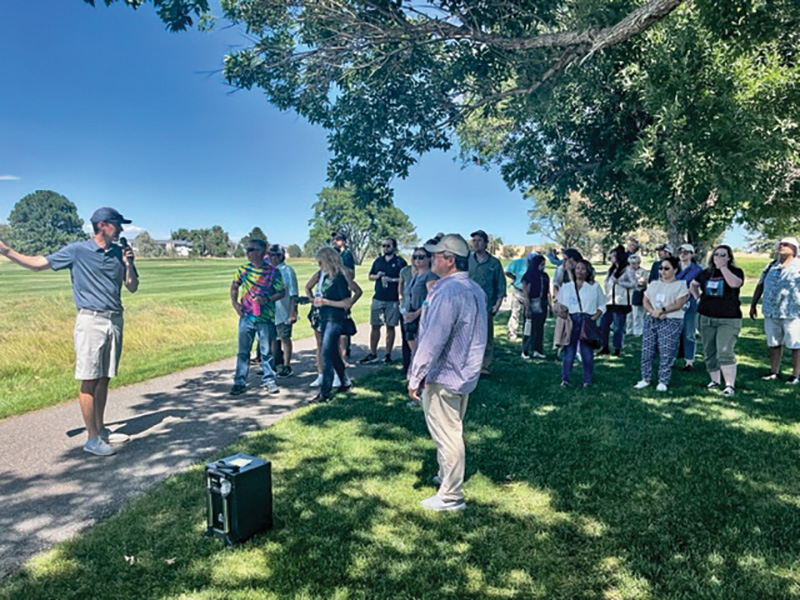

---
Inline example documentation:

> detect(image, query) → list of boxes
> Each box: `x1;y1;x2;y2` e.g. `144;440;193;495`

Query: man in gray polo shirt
0;207;139;457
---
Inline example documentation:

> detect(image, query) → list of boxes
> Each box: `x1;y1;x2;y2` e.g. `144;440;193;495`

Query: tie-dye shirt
234;262;285;324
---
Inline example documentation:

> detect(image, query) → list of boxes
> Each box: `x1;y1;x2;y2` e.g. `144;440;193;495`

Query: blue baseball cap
90;207;132;224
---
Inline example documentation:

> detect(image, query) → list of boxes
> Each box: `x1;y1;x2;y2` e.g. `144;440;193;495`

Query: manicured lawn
3;271;800;599
0;258;374;420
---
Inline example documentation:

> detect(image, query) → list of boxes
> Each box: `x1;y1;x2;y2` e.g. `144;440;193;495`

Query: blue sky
0;0;744;248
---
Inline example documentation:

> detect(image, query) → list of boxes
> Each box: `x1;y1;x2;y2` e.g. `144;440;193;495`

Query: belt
78;308;122;319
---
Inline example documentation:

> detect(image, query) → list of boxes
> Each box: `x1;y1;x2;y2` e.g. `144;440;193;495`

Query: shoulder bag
576;284;602;349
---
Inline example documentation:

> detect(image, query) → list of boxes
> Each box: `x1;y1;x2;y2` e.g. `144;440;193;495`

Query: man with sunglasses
0;207;138;457
360;237;407;364
230;238;285;395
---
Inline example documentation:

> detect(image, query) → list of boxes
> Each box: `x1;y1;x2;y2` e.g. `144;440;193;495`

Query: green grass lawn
0;258;376;420
3;254;800;599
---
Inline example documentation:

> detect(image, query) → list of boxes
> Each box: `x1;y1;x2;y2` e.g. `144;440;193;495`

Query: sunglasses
660;266;673;271
413;255;427;260
713;252;728;257
246;248;260;253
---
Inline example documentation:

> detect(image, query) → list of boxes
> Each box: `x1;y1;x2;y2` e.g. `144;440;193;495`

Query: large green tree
171;225;231;257
7;190;88;255
89;0;799;243
306;186;418;264
133;231;164;257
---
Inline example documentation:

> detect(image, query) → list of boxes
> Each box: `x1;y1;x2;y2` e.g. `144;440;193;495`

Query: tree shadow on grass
4;325;800;598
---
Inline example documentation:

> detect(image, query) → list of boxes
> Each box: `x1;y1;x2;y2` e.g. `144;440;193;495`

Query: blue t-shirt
47;239;126;312
505;258;528;291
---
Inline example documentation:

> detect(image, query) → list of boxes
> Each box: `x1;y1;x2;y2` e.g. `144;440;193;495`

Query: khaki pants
507;287;525;340
422;382;470;503
698;315;741;372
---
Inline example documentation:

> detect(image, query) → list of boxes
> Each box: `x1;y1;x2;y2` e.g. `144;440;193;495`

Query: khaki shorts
74;311;123;380
370;299;400;327
765;317;800;349
276;322;293;339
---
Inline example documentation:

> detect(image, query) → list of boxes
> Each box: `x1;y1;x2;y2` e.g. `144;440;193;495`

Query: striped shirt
408;271;487;395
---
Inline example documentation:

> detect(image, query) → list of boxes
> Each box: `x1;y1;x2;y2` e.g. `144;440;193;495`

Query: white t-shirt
557;281;607;315
644;279;689;319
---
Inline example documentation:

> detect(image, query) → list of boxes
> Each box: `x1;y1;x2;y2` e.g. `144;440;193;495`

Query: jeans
234;317;276;386
320;319;346;398
677;296;698;361
600;310;628;351
562;314;595;385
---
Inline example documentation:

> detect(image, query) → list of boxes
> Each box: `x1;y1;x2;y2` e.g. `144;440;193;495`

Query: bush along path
5;313;800;599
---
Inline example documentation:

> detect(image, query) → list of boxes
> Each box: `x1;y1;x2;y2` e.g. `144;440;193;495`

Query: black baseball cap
268;244;285;256
90;207;131;224
470;229;489;242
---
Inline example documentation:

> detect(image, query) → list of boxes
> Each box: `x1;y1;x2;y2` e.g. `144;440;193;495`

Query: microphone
119;236;138;276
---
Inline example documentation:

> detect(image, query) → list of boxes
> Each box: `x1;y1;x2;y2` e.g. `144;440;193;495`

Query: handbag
609;280;632;314
576;283;602;350
343;317;357;337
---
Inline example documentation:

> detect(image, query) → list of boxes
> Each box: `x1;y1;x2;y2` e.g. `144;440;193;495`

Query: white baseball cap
424;233;470;257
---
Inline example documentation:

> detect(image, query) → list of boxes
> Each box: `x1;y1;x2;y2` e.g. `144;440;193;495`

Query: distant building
163;240;192;257
496;244;545;259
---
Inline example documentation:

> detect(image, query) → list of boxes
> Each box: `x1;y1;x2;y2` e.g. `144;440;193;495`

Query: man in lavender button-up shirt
408;234;487;511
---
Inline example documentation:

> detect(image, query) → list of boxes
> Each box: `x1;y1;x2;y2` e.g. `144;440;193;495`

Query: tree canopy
89;0;800;245
171;226;231;257
305;186;418;263
6;190;88;255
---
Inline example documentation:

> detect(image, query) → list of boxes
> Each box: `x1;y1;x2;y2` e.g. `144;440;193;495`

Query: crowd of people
2;207;799;513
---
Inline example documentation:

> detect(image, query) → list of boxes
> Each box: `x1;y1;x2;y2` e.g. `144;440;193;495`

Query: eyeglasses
713;252;728;257
412;255;427;260
679;250;691;254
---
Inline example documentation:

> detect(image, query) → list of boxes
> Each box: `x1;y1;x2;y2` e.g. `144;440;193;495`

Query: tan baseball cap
678;243;695;254
424;233;470;257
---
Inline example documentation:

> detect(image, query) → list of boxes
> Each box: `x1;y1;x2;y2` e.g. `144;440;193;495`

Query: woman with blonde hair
312;246;362;402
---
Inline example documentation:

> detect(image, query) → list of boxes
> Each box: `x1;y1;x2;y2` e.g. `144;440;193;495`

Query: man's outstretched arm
0;240;50;271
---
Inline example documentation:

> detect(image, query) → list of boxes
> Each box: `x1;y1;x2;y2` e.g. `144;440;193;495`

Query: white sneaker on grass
310;374;323;388
333;373;342;388
420;494;465;512
83;436;116;457
656;382;668;392
634;380;650;389
99;427;129;445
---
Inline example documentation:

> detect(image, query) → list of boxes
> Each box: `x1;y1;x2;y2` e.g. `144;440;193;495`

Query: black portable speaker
204;453;273;545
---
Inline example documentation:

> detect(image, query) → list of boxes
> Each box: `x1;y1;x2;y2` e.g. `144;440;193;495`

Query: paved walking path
0;328;379;579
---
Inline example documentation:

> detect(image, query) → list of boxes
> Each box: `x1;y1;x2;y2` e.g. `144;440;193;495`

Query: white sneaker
99;427;130;445
520;352;532;361
333;373;342;388
83;435;116;456
634;380;650;389
420;494;466;512
310;374;323;387
532;351;546;359
656;383;668;392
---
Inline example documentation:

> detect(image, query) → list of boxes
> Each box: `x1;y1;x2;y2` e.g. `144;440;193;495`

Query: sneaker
762;372;781;381
682;363;694;371
310;374;323;388
276;365;293;378
521;352;532;361
333;373;342;388
560;381;569;388
532;351;546;359
340;375;353;390
83;435;116;457
358;353;379;365
786;376;799;386
230;384;247;396
311;393;331;403
249;355;261;365
723;385;735;396
634;380;650;389
420;494;466;512
432;475;442;485
656;382;668;392
99;427;129;445
261;381;280;394
383;355;392;364
707;381;720;390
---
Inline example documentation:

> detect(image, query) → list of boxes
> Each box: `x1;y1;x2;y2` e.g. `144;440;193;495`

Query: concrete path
0;328;380;579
